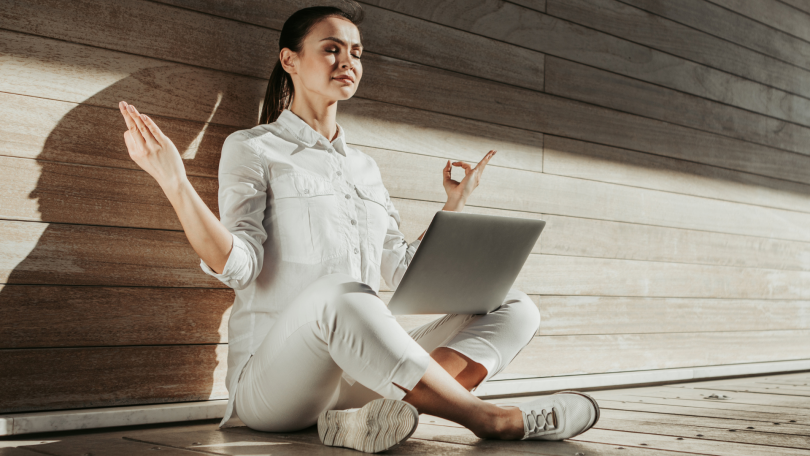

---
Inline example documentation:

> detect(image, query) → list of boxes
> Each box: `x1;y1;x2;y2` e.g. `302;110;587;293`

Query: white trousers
234;273;541;432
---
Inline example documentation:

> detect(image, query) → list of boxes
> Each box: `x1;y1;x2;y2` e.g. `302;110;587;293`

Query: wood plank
155;0;546;92
708;0;810;43
512;254;810;298
545;56;810;157
0;30;262;128
393;198;810;272
0;91;233;178
573;428;810;456
4;288;808;350
503;331;810;377
19;214;810;298
625;386;810;408
546;0;810;98
0;89;544;175
352;54;810;184
366;0;810;128
537;212;810;272
9;143;810;246
0;155;218;230
0;285;233;348
595;413;810;449
0;345;228;413
128;422;523;456
1;434;209;456
781;0;810;15
621;0;810;73
411;423;687;455
589;390;810;418
543;134;810;213
366;146;810;243
4;335;808;415
0;220;222;288
595;397;810;424
0;0;545;95
601;408;810;438
528;296;810;335
0;0;275;79
7;21;810;187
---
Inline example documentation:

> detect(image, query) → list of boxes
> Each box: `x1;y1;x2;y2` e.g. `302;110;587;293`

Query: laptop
386;210;545;315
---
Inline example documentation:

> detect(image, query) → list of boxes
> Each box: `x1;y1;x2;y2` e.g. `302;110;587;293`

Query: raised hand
442;150;497;203
119;101;187;190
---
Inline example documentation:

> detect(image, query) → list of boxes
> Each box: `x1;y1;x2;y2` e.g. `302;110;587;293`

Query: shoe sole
318;398;420;453
555;390;601;437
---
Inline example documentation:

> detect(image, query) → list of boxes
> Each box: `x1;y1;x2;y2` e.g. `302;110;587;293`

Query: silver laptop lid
386;211;545;315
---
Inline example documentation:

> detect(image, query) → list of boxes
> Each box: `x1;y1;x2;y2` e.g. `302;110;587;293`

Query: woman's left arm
414;149;497;240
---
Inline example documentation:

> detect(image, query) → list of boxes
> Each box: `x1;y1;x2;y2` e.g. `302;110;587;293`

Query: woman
118;3;598;453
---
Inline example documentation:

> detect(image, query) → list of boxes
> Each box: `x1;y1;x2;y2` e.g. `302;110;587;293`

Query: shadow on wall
0;68;250;414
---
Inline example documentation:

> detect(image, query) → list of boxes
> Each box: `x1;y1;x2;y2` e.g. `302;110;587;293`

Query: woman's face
283;16;363;103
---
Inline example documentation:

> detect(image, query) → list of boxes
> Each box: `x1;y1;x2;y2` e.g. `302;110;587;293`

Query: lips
334;75;354;83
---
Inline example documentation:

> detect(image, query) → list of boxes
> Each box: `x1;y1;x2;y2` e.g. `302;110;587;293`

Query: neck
289;94;339;142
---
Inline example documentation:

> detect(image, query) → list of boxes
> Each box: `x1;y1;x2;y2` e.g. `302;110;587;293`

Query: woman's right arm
119;101;267;288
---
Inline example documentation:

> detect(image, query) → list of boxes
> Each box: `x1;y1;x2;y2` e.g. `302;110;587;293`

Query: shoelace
525;407;556;433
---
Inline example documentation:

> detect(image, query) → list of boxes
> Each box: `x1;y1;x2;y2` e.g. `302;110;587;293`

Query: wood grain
0;285;233;348
0;89;544;175
504;331;810;377
156;0;546;92
0;155;218;230
0;29;264;128
0;344;228;413
365;146;810;242
367;0;810;127
621;0;810;73
0;220;223;288
708;0;810;43
542;134;810;213
353;53;810;184
547;0;810;98
545;56;810;157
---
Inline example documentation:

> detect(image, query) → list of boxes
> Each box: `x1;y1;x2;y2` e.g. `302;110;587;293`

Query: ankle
471;405;524;440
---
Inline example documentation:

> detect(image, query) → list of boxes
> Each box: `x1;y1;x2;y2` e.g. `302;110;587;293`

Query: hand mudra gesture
118;101;187;189
443;150;497;201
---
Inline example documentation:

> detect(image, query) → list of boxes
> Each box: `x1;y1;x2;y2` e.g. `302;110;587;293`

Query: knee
501;290;541;341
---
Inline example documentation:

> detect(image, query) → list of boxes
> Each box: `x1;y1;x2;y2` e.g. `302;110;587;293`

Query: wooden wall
2;0;810;414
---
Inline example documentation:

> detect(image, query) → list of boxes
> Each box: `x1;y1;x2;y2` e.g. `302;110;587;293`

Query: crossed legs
234;273;538;440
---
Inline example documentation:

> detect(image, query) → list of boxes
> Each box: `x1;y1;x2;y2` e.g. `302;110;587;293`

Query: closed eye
327;49;362;59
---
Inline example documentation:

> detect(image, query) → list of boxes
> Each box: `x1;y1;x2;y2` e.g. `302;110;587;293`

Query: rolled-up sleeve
200;133;268;290
380;189;422;291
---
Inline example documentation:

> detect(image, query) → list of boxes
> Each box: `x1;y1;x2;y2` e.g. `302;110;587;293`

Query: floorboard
2;371;810;455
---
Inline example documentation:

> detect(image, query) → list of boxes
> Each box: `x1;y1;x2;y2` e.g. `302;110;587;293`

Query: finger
453;161;473;171
140;113;166;145
126;104;160;148
119;101;137;130
475;150;497;173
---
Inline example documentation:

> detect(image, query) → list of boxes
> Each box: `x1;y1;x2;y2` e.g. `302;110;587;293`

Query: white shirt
200;109;422;428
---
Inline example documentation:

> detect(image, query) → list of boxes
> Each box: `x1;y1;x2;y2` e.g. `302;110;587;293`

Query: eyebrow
320;36;363;49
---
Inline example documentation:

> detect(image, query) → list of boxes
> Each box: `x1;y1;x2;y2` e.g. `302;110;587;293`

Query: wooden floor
2;371;810;455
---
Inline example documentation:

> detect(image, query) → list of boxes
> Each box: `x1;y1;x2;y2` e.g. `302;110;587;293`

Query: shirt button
354;247;359;254
303;189;309;194
337;171;342;176
351;219;356;225
345;194;350;199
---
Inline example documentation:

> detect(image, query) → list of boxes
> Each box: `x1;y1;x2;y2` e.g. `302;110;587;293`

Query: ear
279;48;298;75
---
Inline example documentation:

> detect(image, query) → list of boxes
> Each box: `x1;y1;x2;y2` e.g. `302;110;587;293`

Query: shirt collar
276;109;347;156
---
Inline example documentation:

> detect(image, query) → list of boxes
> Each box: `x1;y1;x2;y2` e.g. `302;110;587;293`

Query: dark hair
260;2;365;125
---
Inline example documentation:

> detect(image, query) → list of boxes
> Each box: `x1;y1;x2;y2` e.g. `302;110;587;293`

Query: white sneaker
514;391;600;440
318;398;420;453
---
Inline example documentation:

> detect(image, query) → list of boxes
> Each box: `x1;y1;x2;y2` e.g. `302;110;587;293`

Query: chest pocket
269;172;342;264
355;183;390;261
